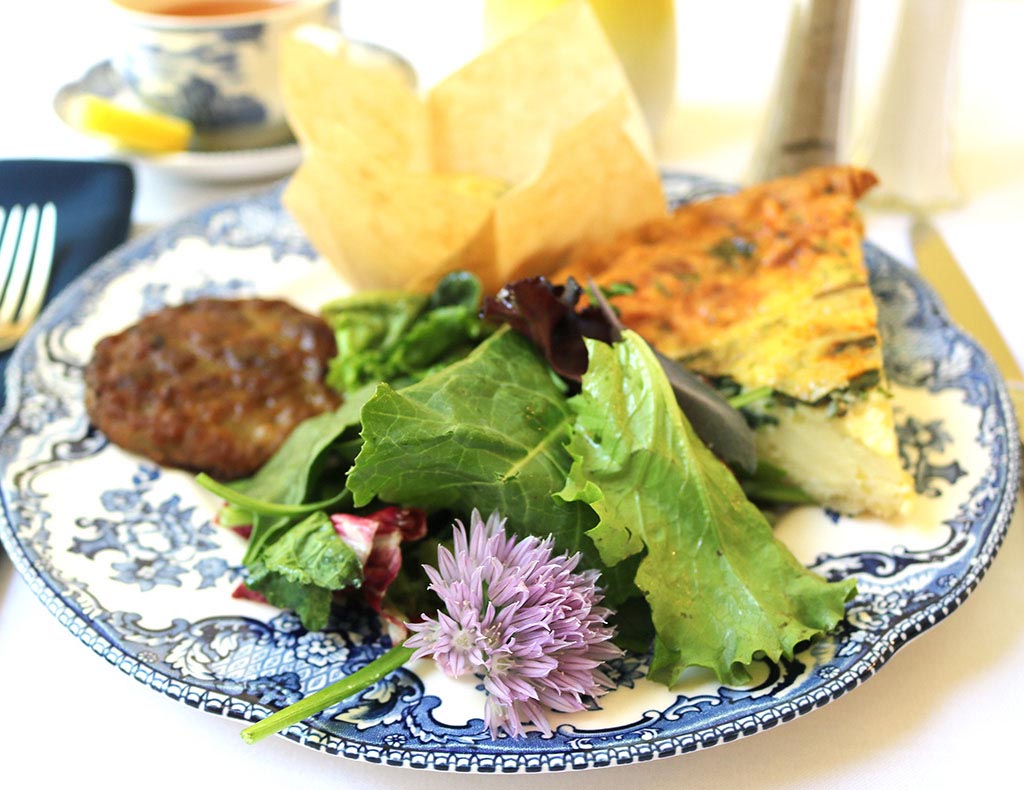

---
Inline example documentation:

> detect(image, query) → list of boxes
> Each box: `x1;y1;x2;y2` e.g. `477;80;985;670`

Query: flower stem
196;473;352;518
240;644;415;745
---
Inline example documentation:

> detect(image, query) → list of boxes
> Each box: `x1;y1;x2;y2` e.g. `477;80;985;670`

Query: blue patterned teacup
108;0;339;150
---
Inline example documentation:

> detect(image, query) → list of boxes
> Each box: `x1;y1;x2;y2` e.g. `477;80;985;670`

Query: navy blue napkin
0;159;135;403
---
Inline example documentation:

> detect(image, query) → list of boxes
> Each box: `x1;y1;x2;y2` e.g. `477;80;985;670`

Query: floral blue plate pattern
0;173;1018;773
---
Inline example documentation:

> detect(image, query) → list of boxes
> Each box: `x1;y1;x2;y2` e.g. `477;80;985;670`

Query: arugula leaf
246;511;364;631
558;331;855;686
322;271;487;393
346;327;609;589
245;573;333;632
200;384;375;633
225;384;376;566
249;511;363;589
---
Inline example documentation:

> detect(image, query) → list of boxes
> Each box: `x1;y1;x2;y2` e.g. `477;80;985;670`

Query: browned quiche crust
559;166;882;404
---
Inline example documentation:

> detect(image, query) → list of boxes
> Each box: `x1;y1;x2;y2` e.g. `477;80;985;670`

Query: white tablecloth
2;2;1022;788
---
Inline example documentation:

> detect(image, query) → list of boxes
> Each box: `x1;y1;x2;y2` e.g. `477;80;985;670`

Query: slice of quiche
558;165;913;518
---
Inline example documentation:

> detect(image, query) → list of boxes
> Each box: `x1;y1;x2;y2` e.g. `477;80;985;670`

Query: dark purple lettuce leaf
480;277;613;385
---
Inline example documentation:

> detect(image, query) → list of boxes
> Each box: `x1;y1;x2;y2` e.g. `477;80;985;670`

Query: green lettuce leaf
346;327;609;587
558;331;856;686
322;271;487;393
234;383;376;504
231;383;376;567
246;511;364;631
322;291;426;392
246;573;332;632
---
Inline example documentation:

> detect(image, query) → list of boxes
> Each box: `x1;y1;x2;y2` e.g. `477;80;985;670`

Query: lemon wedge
67;95;193;154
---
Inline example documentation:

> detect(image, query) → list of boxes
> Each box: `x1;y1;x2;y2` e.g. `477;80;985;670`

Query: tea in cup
107;0;339;150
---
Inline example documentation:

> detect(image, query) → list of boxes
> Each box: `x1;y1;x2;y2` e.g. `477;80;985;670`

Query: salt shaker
854;0;964;209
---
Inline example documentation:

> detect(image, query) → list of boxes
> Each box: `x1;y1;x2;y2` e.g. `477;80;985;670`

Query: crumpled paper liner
281;0;667;293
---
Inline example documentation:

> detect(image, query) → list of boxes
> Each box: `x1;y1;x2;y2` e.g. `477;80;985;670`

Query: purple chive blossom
404;510;622;738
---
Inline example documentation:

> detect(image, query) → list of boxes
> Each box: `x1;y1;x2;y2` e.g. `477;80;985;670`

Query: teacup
107;0;339;150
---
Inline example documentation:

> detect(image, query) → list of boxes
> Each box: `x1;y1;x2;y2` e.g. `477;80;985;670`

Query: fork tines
0;202;57;345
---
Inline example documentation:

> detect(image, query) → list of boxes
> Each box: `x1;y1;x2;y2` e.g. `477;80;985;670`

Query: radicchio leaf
331;506;428;612
229;507;428;619
480;277;613;386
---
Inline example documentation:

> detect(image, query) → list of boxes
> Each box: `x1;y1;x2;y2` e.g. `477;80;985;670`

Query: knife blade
911;217;1024;441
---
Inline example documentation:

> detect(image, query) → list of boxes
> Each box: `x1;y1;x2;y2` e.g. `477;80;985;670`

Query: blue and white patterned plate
0;174;1019;773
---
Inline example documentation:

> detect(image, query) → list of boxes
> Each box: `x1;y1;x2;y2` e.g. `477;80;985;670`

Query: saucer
53;61;303;184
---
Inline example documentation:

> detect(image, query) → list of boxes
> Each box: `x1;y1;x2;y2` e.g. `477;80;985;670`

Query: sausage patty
85;298;341;480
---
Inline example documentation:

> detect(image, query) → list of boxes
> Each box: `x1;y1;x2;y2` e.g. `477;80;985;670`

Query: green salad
200;271;856;739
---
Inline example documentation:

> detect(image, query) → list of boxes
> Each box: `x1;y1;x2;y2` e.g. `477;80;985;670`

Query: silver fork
0;203;57;352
